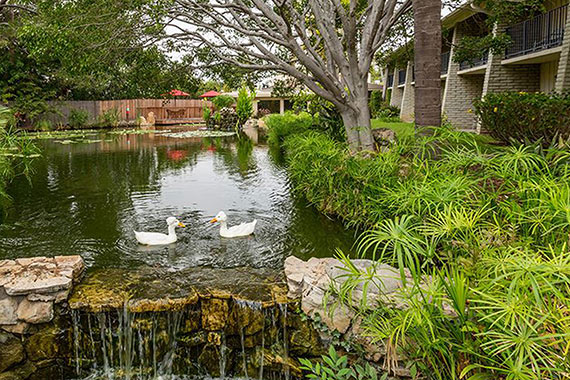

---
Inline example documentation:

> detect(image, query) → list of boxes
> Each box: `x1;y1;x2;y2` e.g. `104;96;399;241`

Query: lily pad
166;130;236;138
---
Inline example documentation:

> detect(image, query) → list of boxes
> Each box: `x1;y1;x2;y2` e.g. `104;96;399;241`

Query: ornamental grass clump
271;113;570;379
474;92;570;147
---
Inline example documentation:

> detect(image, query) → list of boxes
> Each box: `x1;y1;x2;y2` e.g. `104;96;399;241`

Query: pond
0;127;358;272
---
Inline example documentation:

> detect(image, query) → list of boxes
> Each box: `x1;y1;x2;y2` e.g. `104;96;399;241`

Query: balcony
505;4;568;59
441;52;451;75
459;52;489;71
398;69;406;86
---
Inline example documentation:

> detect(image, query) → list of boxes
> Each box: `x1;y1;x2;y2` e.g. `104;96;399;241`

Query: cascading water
68;281;320;380
71;305;186;379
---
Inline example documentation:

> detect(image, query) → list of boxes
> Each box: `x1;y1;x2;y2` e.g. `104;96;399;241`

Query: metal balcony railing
398;69;406;85
459;52;489;71
441;52;451;74
505;4;568;59
387;74;394;87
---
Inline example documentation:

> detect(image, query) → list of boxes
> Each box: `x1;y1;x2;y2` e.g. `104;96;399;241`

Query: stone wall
0;258;327;380
0;256;84;380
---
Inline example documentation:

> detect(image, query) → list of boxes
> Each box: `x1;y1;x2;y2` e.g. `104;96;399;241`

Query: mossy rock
201;298;229;331
197;343;232;376
227;303;265;336
0;361;36;380
25;326;68;361
287;314;325;357
0;333;25;372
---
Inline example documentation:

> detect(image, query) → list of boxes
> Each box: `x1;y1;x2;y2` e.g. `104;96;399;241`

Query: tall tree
169;0;412;152
413;0;442;130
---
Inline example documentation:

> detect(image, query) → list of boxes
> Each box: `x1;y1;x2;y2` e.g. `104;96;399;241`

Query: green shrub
98;108;120;128
278;124;570;379
291;92;344;140
369;90;383;115
266;112;313;145
35;119;53;131
68;108;90;129
0;106;15;129
300;346;386;380
474;92;570;146
202;104;211;122
212;95;235;110
236;85;255;126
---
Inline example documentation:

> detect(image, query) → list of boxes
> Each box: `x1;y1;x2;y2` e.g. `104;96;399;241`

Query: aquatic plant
0;106;40;201
273;116;570;379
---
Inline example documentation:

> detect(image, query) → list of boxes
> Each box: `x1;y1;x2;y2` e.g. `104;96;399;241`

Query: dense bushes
275;118;570;380
474;91;570;146
68;108;90;129
266;112;314;146
369;91;400;122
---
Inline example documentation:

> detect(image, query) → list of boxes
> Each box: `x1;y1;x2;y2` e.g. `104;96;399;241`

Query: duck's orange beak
210;218;218;223
178;222;186;227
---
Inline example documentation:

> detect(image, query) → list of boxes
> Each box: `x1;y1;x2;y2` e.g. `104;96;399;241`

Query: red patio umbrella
199;90;221;98
161;89;190;107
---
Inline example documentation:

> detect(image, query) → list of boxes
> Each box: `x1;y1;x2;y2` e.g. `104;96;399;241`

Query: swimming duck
210;211;257;238
134;217;185;245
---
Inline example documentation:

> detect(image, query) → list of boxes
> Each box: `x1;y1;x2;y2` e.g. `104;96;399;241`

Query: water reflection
0;128;358;271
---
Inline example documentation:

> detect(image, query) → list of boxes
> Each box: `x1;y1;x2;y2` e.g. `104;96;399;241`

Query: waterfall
219;331;227;379
279;303;290;380
240;327;249;379
72;310;81;376
70;298;310;380
72;304;185;379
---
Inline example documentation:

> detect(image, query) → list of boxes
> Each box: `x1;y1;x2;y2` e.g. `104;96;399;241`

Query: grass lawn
371;119;414;138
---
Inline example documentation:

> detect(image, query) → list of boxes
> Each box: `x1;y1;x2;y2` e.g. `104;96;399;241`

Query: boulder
244;119;259;129
146;112;156;125
0;334;25;372
16;300;54;324
372;128;397;152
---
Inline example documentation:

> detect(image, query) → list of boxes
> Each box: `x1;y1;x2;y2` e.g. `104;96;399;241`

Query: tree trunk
341;92;374;153
413;0;442;131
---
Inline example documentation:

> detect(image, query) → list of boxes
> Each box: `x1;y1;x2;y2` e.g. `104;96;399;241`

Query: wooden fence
42;99;211;126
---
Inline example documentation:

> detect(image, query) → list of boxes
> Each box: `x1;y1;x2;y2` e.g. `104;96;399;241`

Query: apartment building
383;0;570;131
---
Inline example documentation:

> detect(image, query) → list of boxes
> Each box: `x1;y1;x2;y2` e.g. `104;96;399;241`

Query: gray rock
0;296;19;325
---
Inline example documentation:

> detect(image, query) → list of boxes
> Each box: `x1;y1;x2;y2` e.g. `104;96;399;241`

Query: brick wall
556;5;570;91
442;25;484;131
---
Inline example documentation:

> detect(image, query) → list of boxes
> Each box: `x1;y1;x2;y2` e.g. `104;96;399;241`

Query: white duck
210;211;257;238
134;217;185;245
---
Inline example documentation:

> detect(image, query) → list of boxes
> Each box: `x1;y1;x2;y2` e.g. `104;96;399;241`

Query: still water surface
0;128;357;271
